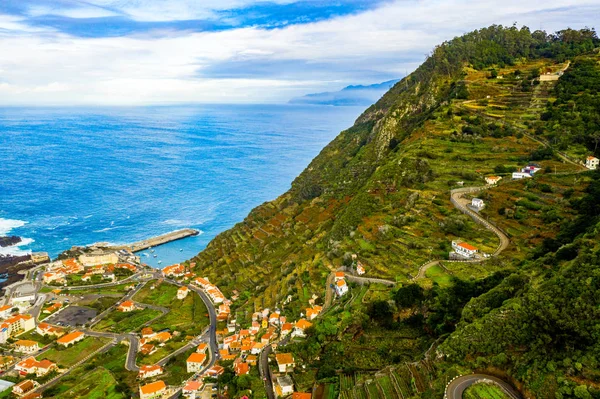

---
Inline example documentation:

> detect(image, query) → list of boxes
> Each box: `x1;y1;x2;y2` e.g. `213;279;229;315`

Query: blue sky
0;0;598;105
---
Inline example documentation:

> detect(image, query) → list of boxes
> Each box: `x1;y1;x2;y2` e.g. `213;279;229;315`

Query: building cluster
42;255;138;286
139;328;173;356
192;277;226;304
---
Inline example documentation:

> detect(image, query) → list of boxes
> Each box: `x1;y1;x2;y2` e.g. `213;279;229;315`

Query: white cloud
27;4;119;19
0;0;598;105
85;0;298;22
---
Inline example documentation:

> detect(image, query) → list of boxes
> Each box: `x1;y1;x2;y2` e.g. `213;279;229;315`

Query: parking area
14;282;36;296
45;305;97;327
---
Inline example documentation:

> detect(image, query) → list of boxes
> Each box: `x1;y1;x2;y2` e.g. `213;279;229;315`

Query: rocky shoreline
0;254;34;290
0;235;22;248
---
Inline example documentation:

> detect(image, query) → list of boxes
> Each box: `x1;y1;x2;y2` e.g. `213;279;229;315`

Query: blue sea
0;105;362;267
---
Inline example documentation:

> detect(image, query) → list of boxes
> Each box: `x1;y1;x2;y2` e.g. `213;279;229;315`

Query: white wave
93;226;125;233
0;218;27;236
0;237;35;256
161;219;188;226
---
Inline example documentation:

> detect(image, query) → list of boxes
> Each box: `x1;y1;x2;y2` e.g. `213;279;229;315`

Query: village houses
15;357;57;377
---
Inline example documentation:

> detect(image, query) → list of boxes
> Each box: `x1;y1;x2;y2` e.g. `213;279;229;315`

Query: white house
356;262;365;275
512;172;531;179
485;176;502;185
275;353;295;373
274;375;294;397
186;353;207;373
138;365;163;380
335;279;348;297
177;286;189;300
471;198;485;209
586;156;599;170
451;241;478;259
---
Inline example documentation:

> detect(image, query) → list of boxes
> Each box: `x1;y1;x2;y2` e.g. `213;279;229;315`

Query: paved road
345;274;396;286
323;272;335;311
445;374;521;399
259;344;275;399
413;186;511;280
187;284;219;366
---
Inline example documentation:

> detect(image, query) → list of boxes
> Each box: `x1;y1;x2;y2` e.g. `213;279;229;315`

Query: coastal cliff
190;26;600;397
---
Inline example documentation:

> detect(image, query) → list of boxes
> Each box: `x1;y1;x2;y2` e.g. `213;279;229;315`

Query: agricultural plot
42;337;111;368
463;382;512;399
376;375;397;399
45;367;126;399
138;339;188;365
94;308;162;333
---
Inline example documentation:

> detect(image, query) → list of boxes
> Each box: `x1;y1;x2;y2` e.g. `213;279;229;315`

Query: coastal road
445;375;521;399
186;284;219;363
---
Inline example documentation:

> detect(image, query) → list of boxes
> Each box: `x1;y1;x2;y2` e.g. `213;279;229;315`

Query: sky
0;0;598;105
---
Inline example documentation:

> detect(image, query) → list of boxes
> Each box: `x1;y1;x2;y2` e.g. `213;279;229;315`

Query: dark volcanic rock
0;236;21;248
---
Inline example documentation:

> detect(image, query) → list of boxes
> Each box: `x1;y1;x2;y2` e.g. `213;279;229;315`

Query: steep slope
190;25;598;323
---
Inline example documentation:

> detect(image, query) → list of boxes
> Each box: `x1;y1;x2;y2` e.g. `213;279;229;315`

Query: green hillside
188;25;600;397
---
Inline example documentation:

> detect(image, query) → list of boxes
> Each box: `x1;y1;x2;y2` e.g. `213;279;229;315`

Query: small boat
158;260;162;264
150;249;155;253
153;254;157;258
180;249;183;252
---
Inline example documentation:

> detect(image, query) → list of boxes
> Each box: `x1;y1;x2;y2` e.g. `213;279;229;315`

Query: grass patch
133;281;177;307
42;337;111;368
65;283;134;296
463;382;512;399
94;308;162;333
47;367;126;399
135;281;210;336
138;339;188;366
424;264;452;287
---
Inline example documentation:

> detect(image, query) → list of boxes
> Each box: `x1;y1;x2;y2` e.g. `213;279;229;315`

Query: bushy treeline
541;58;600;154
422;25;598;78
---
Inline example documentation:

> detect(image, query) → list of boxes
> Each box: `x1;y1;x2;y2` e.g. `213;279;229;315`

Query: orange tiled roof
57;331;84;345
458;242;478;251
295;319;312;330
276;353;294;365
140;380;166;395
187;353;207;364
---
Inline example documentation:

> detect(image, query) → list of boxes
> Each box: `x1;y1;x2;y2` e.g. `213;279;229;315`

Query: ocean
0;104;363;267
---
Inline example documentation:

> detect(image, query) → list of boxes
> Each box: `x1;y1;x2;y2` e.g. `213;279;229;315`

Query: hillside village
0;244;363;399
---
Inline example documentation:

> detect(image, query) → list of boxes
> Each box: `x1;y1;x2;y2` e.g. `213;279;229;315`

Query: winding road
445;374;522;399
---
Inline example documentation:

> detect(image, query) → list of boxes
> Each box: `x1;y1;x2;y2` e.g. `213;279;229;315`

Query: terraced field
339;361;436;399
